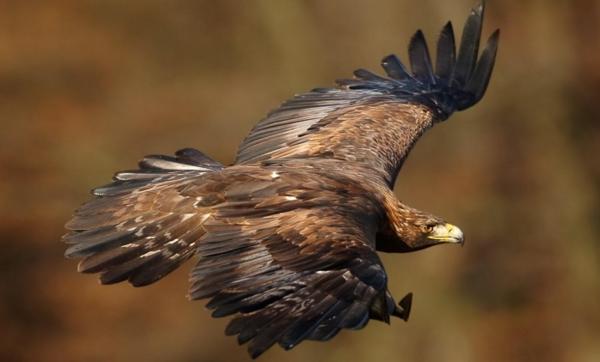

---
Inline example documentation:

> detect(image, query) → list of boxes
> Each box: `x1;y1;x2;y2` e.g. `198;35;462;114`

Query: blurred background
1;0;599;361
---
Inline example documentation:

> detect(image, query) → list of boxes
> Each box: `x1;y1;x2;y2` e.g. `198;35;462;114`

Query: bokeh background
1;0;599;361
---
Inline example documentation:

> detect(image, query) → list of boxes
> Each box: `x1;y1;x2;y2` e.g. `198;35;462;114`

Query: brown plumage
64;2;498;358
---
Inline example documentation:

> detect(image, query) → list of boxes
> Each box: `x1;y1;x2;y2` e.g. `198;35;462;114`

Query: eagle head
377;204;464;252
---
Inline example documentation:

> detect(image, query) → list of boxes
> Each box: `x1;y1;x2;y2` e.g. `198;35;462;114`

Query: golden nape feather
64;2;497;359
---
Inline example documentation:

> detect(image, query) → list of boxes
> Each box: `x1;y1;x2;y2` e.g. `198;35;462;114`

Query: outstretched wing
235;2;499;186
64;158;405;358
63;148;225;286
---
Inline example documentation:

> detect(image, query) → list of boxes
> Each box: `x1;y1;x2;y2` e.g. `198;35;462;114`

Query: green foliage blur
1;1;599;361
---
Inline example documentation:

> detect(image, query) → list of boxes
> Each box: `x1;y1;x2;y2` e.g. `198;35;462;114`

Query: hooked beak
427;223;464;245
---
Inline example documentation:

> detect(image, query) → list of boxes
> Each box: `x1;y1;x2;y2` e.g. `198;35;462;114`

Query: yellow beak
427;223;464;245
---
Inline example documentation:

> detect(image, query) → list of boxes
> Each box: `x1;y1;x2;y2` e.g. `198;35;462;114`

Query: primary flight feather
64;2;498;358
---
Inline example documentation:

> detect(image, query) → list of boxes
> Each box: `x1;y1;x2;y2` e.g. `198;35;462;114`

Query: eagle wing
63;148;225;285
235;3;499;186
64;154;401;358
200;207;391;358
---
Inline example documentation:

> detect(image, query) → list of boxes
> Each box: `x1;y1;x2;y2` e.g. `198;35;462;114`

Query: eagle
64;2;498;359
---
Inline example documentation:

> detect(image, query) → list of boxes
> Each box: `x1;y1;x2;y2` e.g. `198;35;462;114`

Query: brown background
1;1;599;361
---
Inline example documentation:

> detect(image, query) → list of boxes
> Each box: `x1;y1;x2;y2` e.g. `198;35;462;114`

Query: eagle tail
63;148;223;287
341;1;499;119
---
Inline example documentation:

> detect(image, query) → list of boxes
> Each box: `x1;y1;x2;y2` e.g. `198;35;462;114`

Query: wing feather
64;148;224;286
408;30;435;84
64;2;500;358
453;2;484;87
65;160;400;357
435;22;456;84
236;88;371;164
191;206;391;358
465;29;500;103
381;54;413;81
235;2;498;187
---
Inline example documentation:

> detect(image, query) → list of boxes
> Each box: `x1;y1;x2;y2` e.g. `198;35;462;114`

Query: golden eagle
64;2;498;358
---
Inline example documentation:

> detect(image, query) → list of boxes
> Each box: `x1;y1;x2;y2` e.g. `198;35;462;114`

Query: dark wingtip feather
350;0;498;119
381;54;412;80
463;28;499;108
453;1;485;87
248;336;276;360
435;21;456;83
139;148;224;172
249;348;263;360
175;148;223;169
408;30;435;84
353;68;388;83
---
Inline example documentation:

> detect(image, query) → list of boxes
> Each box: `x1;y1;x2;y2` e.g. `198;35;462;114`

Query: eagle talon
392;292;413;321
